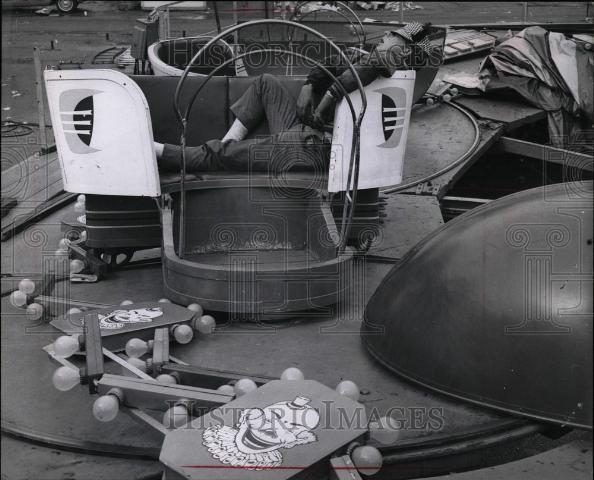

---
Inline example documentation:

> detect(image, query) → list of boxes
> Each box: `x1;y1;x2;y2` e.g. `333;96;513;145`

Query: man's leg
159;132;327;173
230;73;300;135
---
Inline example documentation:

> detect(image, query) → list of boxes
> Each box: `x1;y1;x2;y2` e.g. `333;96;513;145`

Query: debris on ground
34;7;54;16
354;1;424;11
479;26;593;148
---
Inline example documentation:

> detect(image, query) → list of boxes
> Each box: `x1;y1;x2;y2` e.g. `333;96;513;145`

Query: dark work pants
160;74;329;174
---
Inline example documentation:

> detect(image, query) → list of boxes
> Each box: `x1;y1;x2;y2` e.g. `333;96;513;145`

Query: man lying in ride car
154;22;436;174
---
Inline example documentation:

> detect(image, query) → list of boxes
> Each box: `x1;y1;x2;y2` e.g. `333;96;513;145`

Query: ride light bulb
52;366;80;392
216;384;235;395
10;290;27;308
77;194;86;204
58;238;69;250
281;367;305;381
336;380;360;402
26;302;44;321
194;315;215;335
369;416;400;445
163;405;189;429
172;324;193;344
74;201;85;213
351;445;383;476
70;259;85;274
125;338;149;358
92;394;120;422
18;278;36;295
67;307;83;315
158;298;171;303
187;303;203;317
53;335;79;358
234;378;257;397
156;374;177;385
120;300;134;306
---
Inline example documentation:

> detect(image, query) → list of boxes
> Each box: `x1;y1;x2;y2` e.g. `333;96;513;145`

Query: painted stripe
60;110;92;115
64;129;91;135
62;120;92;125
382;107;406;112
384;124;404;131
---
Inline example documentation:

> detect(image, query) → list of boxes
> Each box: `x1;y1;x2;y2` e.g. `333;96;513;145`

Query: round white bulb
426;97;435;106
52;366;79;391
163;405;189;429
80;230;87;242
194;315;215;335
26;302;44;321
10;290;27;308
53;335;79;358
173;324;194;344
156;374;177;385
93;394;119;422
281;367;305;381
158;298;171;303
125;338;148;358
187;303;203;316
216;384;235;395
443;93;452;102
369;416;400;446
67;307;83;315
234;378;257;397
58;238;69;250
74;201;85;213
450;87;459;96
77;194;86;204
18;278;36;295
120;300;134;306
70;259;85;274
351;445;383;476
336;380;360;402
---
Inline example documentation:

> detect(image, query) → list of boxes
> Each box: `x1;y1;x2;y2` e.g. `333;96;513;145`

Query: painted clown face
98;307;163;329
203;396;320;470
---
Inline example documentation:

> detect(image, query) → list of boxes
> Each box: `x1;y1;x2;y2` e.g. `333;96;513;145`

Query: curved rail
173;19;368;256
1;417;546;468
149;34;236;76
381;100;481;194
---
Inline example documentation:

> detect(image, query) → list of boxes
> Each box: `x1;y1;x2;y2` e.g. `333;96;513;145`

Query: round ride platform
2;204;547;480
0;100;555;479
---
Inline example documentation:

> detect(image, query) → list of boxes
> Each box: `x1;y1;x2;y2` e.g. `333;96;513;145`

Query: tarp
478;27;593;148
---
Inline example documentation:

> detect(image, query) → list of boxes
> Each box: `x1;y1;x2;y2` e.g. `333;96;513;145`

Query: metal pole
33;47;48;154
213;1;221;33
165;6;171;38
400;1;404;23
522;2;528;23
233;1;238;44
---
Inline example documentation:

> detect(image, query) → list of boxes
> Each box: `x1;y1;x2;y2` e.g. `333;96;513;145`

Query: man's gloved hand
296;84;316;122
311;91;337;129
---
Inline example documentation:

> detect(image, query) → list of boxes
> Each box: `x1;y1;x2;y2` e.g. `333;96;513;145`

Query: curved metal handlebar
173;19;368;256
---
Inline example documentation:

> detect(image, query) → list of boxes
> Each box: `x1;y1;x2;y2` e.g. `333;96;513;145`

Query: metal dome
362;181;593;429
